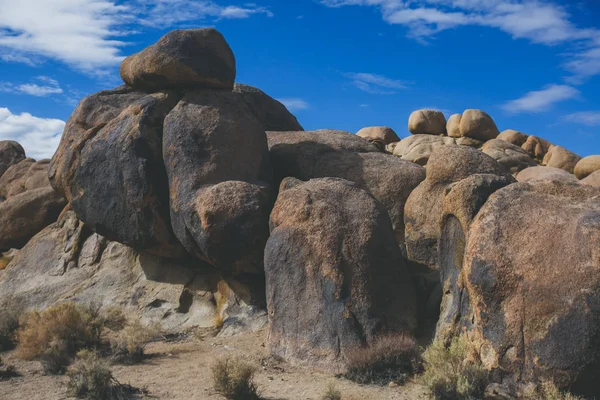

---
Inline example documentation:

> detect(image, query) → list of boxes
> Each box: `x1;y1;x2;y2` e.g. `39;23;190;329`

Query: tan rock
356;126;400;145
408;109;447;135
455;137;484;148
446;114;461;138
574;155;600;180
581;170;600;187
516;166;578;183
481;139;537;174
497;129;528;146
521;135;552;161
393;134;455;165
542;145;582;173
459;109;500;141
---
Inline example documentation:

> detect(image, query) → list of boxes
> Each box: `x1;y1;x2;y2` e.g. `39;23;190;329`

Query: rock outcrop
265;178;417;371
356;126;400;146
393;134;456;165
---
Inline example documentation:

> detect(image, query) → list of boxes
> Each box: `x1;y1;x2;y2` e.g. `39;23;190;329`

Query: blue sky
1;0;600;159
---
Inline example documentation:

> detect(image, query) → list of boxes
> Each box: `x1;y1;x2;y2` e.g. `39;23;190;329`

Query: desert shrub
343;333;421;385
528;381;584;400
322;382;342;400
0;356;18;379
0;296;24;350
67;350;122;400
110;320;159;364
16;302;105;373
100;307;127;332
420;336;489;400
212;357;260;400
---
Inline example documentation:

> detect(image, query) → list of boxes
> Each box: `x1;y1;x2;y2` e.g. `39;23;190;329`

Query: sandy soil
0;329;430;400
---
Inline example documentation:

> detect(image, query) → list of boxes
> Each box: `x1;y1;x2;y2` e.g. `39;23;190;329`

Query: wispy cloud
0;108;65;159
563;111;600;126
345;72;409;94
277;98;309;111
502;84;580;114
320;0;600;82
0;0;273;73
0;76;63;97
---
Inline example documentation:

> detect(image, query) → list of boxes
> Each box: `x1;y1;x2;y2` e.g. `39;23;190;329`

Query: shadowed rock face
437;181;600;396
0;141;25;179
234;84;303;132
163;90;273;273
265;178;417;371
120;28;236;91
481;139;537;174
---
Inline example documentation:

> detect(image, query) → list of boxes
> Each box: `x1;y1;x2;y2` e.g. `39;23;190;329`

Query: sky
1;0;600;159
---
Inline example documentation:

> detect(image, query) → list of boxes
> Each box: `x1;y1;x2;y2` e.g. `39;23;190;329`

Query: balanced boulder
265;178;417;371
120;28;236;91
497;129;528;146
356;126;399;145
408;109;447;135
542;145;582;174
446;114;461;138
0;141;25;178
393;134;456;165
481;139;537;174
459;109;500;141
574;155;600;180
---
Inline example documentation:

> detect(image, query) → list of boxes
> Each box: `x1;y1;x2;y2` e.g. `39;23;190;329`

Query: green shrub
420;336;489;400
0;296;24;350
343;334;421;385
110;320;159;364
212;357;260;400
322;382;342;400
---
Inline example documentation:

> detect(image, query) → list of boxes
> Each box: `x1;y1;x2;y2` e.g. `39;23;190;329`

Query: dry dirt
0;328;431;400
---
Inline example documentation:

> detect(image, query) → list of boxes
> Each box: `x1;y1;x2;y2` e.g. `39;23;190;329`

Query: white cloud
0;76;63;97
345;72;409;94
0;0;273;73
502;84;579;114
320;0;600;81
563;111;600;126
0;108;65;159
277;98;309;111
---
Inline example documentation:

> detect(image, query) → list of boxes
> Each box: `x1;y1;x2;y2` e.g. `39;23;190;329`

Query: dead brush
0;295;24;350
343;333;422;385
212;357;261;400
0;356;18;379
322;382;342;400
109;320;159;365
527;381;584;400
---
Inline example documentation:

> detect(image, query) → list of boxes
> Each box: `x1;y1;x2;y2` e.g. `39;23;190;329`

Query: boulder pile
1;28;599;398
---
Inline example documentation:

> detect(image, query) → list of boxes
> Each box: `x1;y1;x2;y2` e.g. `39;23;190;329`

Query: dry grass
100;307;127;332
0;296;24;350
322;382;342;400
212;357;261;400
419;336;489;400
343;334;421;385
528;381;584;400
110;320;159;365
16;302;105;374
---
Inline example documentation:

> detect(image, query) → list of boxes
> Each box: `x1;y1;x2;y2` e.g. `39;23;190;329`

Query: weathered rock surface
455;137;484;148
0;158;35;199
574;155;600;180
516;166;579;183
459;109;500;141
267;130;425;243
163;90;273;273
356;126;399;145
438;181;600;395
0;141;25;179
233;84;303;132
0;211;267;335
408;110;447;135
120;28;236;91
581;170;600;187
393;134;456;165
265;178;417;371
447;114;461;138
521;135;552;162
481;139;537;174
497;129;528;146
542;145;581;174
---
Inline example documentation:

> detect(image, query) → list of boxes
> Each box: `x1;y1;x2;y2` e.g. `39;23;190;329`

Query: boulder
542;145;582;174
481;139;537;174
0;158;35;199
521;135;552;162
233;83;303;131
497;129;528;146
265;178;417;371
53;91;184;258
516;166;579;184
408;109;447;135
0;141;25;178
120;28;236;91
393;134;456;165
581;170;600;187
163;90;273;273
404;145;513;270
574;155;600;180
0;211;267;335
437;181;600;395
385;141;399;154
455;137;484;148
267;130;425;243
356;126;400;145
459;109;500;141
447;114;461;138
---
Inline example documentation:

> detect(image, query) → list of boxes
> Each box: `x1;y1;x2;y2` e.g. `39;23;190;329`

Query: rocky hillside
1;28;600;399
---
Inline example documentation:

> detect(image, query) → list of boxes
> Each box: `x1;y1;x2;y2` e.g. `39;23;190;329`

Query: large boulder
542;145;582;174
233;84;303;132
265;178;417;371
0;141;25;178
163;90;273;273
459;109;500;141
516;166;579;183
393;134;456;165
50;88;184;258
481;139;537;174
356;126;400;146
267;130;425;243
521;135;552;162
497;129;528;147
0;158;35;199
0;211;267;335
120;28;236;91
446;114;461;138
408;109;447;135
581;170;600;187
404;145;513;270
437;181;600;396
574;155;600;180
